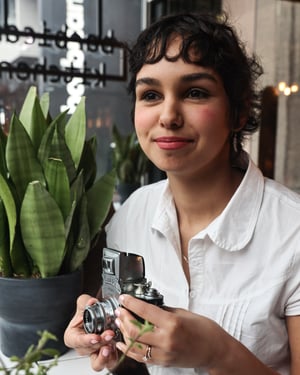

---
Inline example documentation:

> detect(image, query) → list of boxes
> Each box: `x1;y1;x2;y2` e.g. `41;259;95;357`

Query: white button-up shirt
106;156;300;375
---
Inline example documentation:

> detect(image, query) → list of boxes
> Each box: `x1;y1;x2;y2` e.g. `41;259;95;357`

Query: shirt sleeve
105;192;140;251
105;207;126;251
285;245;300;316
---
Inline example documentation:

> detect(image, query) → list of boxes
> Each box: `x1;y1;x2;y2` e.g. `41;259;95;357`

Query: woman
64;13;300;375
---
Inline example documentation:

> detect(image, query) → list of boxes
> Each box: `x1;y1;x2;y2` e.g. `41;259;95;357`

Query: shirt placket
188;238;207;312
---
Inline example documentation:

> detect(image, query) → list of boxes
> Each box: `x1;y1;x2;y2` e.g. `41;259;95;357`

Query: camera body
83;248;164;336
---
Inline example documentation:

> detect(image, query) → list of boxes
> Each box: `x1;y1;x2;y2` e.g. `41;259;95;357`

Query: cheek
134;107;153;135
196;107;221;123
190;107;230;134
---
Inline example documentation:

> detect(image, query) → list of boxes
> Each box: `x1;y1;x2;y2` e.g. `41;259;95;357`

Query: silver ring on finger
142;345;152;362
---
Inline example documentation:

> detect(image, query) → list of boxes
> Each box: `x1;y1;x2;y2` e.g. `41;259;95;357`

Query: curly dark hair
127;12;263;160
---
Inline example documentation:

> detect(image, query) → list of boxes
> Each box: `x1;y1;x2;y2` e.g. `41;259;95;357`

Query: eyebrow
135;72;218;88
181;72;218;83
135;77;160;88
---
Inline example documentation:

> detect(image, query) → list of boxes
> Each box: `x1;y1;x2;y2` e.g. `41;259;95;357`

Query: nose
159;97;183;130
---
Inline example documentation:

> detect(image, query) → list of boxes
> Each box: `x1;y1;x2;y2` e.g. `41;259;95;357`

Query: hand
114;294;224;369
64;294;118;371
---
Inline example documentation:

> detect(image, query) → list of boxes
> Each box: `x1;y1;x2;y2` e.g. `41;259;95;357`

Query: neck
167;163;244;235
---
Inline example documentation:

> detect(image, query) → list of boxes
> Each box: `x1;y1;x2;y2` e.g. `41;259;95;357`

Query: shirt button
189;290;196;298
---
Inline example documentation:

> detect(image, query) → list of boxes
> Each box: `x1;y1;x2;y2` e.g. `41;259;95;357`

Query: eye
186;88;210;99
140;91;161;101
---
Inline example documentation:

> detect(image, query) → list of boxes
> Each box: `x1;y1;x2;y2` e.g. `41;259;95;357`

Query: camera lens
83;298;119;334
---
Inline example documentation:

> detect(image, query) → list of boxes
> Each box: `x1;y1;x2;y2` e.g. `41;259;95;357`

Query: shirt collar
152;153;264;252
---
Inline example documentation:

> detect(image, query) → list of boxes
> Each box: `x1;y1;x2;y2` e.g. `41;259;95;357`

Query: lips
154;136;194;150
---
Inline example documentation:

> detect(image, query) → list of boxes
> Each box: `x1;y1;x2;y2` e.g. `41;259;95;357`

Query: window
0;0;16;26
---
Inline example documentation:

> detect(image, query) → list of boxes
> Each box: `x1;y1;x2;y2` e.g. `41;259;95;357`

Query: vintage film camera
83;248;164;336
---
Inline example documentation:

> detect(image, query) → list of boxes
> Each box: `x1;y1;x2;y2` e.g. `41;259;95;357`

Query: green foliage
112;125;149;184
0;86;116;278
107;320;154;375
0;330;59;375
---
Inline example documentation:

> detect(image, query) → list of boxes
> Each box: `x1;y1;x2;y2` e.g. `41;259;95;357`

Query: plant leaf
0;171;32;276
43;158;71;221
63;171;84;245
19;86;36;130
0;197;12;276
0;173;16;253
86;169;116;240
112;125;148;183
37;120;55;165
31;96;47;147
37;111;68;166
50;109;68;128
49;124;77;183
6;114;45;200
41;348;60;357
77;137;97;190
39;92;50;119
64;194;90;273
10;232;32;277
0;126;7;177
19;86;48;151
20;181;66;277
65;97;86;169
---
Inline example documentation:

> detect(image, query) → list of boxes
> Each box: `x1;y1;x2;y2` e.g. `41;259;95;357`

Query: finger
90;343;118;371
69;295;99;327
116;340;161;365
114;307;158;350
118;294;170;328
115;306;155;349
66;295;101;335
66;330;115;356
77;294;99;313
115;340;146;363
114;308;158;362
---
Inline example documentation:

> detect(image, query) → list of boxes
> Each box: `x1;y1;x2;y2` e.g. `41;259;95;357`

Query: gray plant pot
0;269;82;358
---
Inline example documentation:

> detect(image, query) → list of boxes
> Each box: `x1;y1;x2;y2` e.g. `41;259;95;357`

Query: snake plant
0;86;116;278
112;125;149;184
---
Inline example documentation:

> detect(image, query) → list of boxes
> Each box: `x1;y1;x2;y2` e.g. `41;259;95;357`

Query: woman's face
134;39;232;179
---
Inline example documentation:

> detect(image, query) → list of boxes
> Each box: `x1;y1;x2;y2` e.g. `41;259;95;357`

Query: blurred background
0;0;299;193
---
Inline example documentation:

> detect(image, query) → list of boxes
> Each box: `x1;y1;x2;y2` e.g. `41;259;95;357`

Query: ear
230;114;245;134
233;101;250;132
236;113;247;131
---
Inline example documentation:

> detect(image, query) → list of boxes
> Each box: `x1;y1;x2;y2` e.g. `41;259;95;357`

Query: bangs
142;31;212;67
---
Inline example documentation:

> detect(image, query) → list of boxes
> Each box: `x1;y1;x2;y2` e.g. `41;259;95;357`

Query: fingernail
90;339;99;344
102;347;111;357
115;318;121;328
119;295;125;303
115;308;120;317
104;335;114;342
